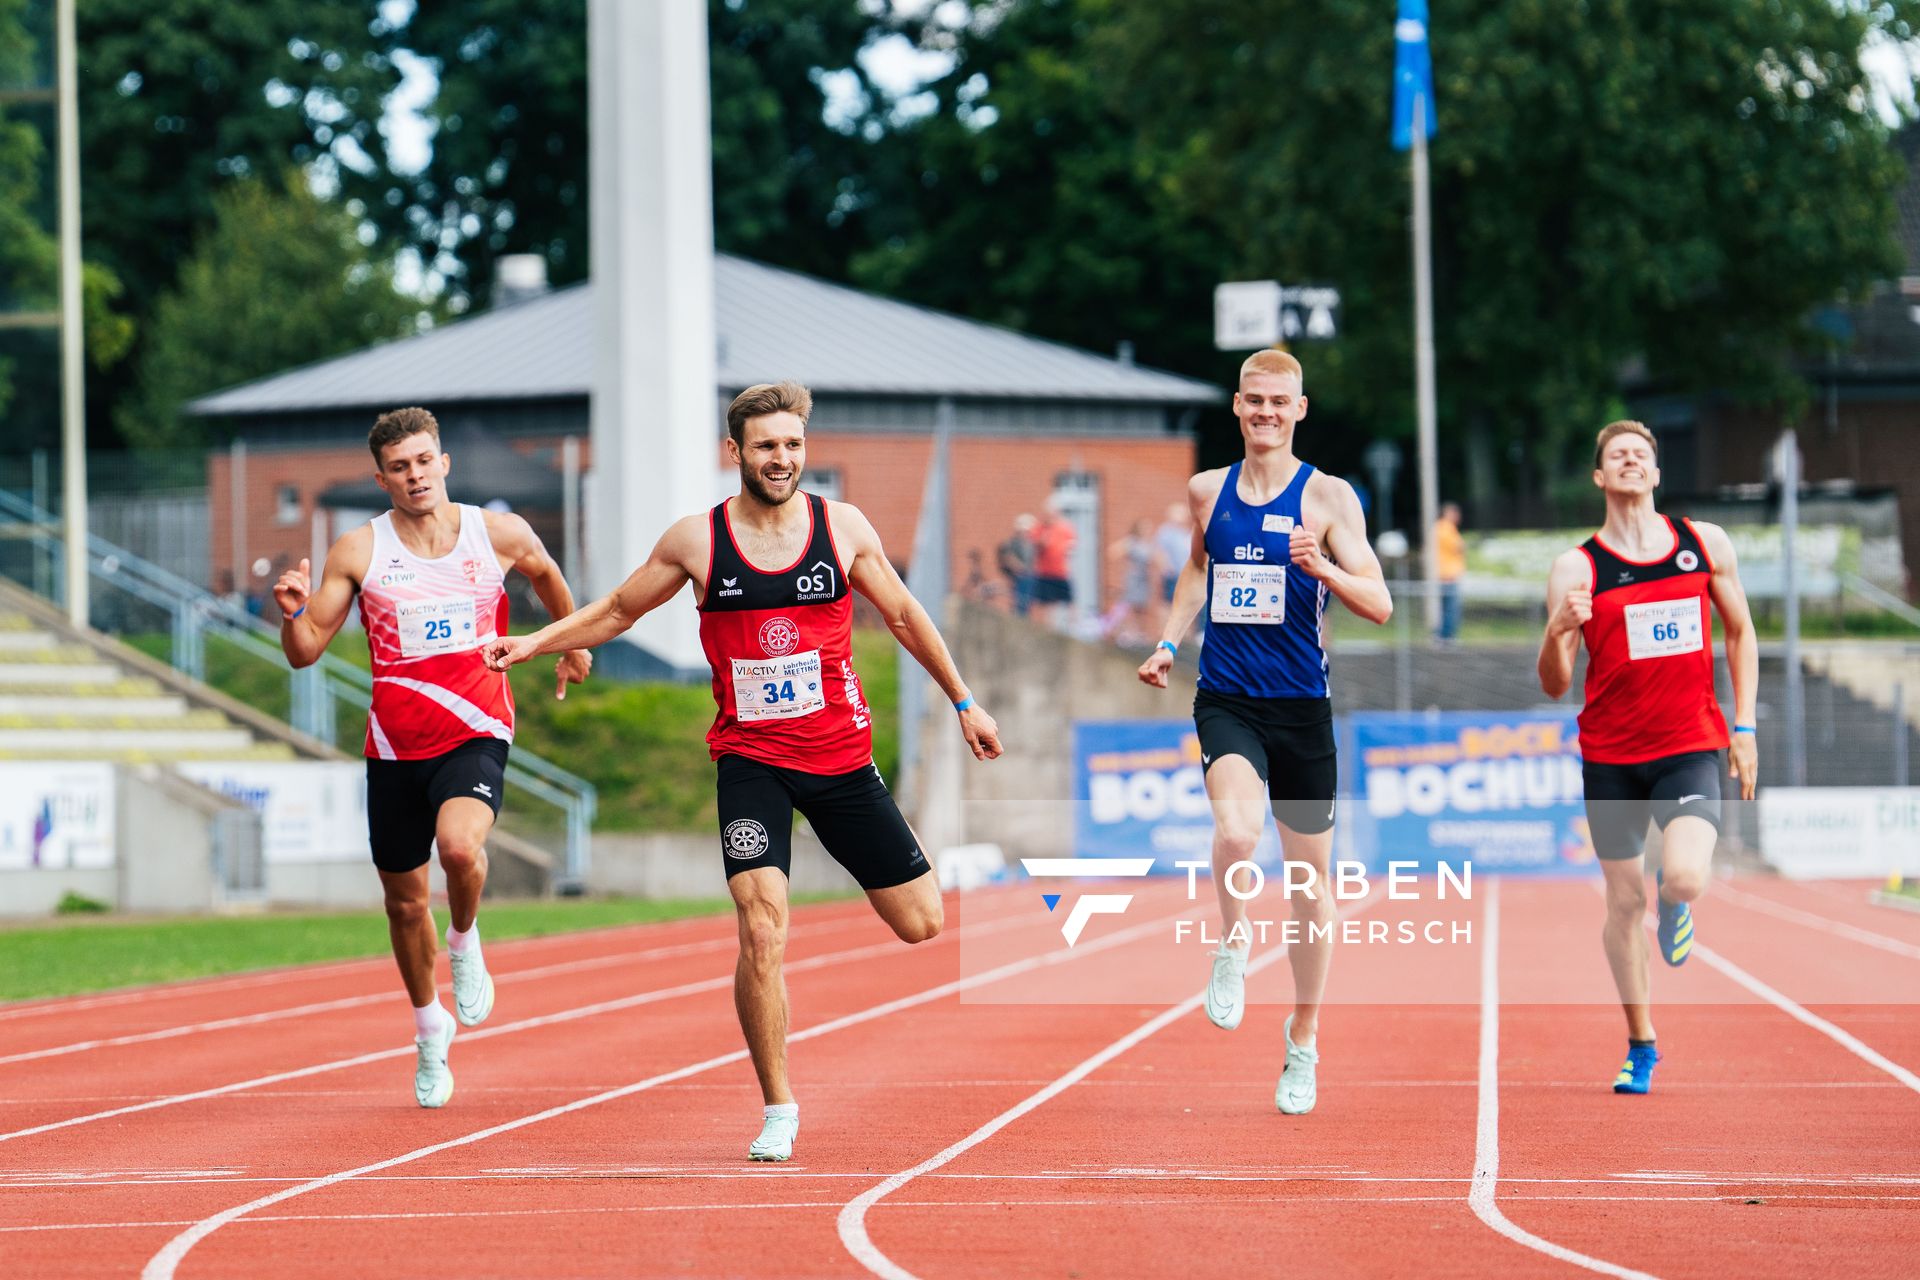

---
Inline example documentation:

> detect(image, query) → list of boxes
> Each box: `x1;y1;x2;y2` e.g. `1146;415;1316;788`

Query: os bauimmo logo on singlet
795;560;837;602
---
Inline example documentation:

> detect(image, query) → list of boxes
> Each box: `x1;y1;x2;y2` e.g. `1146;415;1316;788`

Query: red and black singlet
1576;515;1729;766
697;493;874;774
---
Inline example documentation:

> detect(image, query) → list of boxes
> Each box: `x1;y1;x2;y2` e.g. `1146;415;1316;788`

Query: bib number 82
1228;586;1258;608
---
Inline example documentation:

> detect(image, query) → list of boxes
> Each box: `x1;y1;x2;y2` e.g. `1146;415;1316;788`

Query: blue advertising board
1072;720;1279;869
1347;710;1595;876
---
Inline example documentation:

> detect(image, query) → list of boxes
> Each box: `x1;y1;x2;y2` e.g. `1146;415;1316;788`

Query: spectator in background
1153;500;1192;603
962;547;1000;605
1033;504;1077;628
997;514;1038;616
1105;517;1156;645
1434;501;1466;644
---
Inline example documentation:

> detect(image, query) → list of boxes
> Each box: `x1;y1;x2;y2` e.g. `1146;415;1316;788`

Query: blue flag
1392;0;1435;151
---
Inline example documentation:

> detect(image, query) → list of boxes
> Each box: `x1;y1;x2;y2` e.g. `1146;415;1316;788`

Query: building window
808;468;843;502
275;485;302;525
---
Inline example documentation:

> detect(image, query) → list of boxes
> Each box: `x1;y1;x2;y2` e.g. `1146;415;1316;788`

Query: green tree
1092;0;1920;508
850;0;1229;414
366;0;889;305
75;0;396;438
117;173;423;450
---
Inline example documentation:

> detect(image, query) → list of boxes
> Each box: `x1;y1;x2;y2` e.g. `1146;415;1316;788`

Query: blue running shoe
1612;1042;1658;1094
1655;869;1693;967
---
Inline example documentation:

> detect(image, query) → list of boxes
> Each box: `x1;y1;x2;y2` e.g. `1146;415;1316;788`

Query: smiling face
730;411;806;507
373;432;451;515
1593;429;1660;498
1232;370;1308;455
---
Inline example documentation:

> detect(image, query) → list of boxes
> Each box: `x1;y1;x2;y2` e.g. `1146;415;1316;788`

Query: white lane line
1692;941;1920;1096
834;892;1382;1280
0;908;1052;1145
1469;878;1662;1280
140;900;1204;1280
1709;883;1920;962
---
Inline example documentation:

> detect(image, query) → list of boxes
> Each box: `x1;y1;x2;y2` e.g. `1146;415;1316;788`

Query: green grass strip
0;894;848;1002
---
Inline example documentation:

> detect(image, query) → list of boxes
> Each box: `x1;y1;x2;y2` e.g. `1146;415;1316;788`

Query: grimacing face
732;411;806;507
1594;434;1659;496
375;432;451;514
1233;371;1307;452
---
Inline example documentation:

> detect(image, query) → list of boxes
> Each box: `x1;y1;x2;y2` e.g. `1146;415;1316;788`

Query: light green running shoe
449;945;495;1027
414;1015;455;1109
1204;942;1248;1031
749;1113;799;1162
1275;1014;1319;1115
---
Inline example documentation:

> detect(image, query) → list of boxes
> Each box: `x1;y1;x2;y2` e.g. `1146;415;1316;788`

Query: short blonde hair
1239;349;1303;386
726;381;813;444
1593;420;1657;469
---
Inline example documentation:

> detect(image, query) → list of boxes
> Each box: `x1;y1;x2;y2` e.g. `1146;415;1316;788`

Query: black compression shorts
364;737;508;874
715;754;929;891
1192;688;1338;835
1580;749;1723;861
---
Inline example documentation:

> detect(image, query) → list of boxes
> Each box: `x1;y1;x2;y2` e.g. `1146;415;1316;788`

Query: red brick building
191;255;1220;640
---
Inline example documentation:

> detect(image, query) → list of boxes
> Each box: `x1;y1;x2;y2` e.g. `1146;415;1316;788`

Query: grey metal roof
191;254;1222;417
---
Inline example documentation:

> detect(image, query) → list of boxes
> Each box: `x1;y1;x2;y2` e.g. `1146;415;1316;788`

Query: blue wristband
1157;640;1178;657
953;696;975;713
283;605;305;621
1733;724;1755;734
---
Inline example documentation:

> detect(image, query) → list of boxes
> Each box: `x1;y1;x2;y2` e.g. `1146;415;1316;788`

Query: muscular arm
1698;521;1759;798
1537;550;1591;699
836;502;1002;759
506;515;703;659
277;527;368;669
487;509;578;623
1138;472;1222;687
1305;476;1392;625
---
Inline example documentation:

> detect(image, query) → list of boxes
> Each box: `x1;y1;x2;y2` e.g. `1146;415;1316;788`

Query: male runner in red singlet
275;407;593;1108
484;380;1002;1162
1537;420;1758;1095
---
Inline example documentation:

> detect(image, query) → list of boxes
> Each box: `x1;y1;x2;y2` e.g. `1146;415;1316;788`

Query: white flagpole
57;0;89;627
1411;91;1439;635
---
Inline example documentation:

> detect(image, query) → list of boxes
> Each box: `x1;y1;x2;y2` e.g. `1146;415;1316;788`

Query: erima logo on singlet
718;575;743;598
1233;545;1265;561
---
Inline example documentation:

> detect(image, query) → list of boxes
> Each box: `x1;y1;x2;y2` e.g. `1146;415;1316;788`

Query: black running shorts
1580;749;1723;861
365;737;508;874
1192;689;1338;835
715;753;929;891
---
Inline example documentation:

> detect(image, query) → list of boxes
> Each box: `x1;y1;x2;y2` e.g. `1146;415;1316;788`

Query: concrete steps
0;726;257;753
0;662;126;685
0;742;297;762
0;694;191;718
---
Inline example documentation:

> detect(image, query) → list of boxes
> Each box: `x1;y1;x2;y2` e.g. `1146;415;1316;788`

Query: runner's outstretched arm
482;515;701;670
834;502;1003;761
486;509;593;698
1697;522;1760;799
1537;550;1591;699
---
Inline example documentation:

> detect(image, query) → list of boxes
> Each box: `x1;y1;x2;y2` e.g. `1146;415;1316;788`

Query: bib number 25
423;619;453;642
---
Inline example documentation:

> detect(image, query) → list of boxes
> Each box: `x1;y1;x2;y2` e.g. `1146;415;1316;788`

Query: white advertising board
177;762;370;863
0;763;116;870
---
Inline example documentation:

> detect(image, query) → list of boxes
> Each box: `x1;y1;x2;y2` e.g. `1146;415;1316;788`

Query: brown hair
1593;419;1656;470
726;380;813;445
369;407;440;462
1239;349;1303;386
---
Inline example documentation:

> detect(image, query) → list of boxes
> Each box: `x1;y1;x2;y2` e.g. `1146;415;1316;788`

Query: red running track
0;876;1914;1279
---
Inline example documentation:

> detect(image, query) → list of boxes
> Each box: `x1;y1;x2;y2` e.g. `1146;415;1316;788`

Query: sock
413;1000;450;1040
1629;1038;1656;1050
764;1102;798;1121
447;921;479;956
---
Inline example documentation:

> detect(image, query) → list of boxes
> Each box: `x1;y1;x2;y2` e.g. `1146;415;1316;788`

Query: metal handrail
0;488;597;885
1840;572;1920;632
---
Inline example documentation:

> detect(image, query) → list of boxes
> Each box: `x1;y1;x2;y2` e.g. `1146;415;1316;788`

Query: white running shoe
1275;1014;1319;1115
1204;942;1248;1030
448;946;495;1027
749;1113;799;1162
414;1015;455;1109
